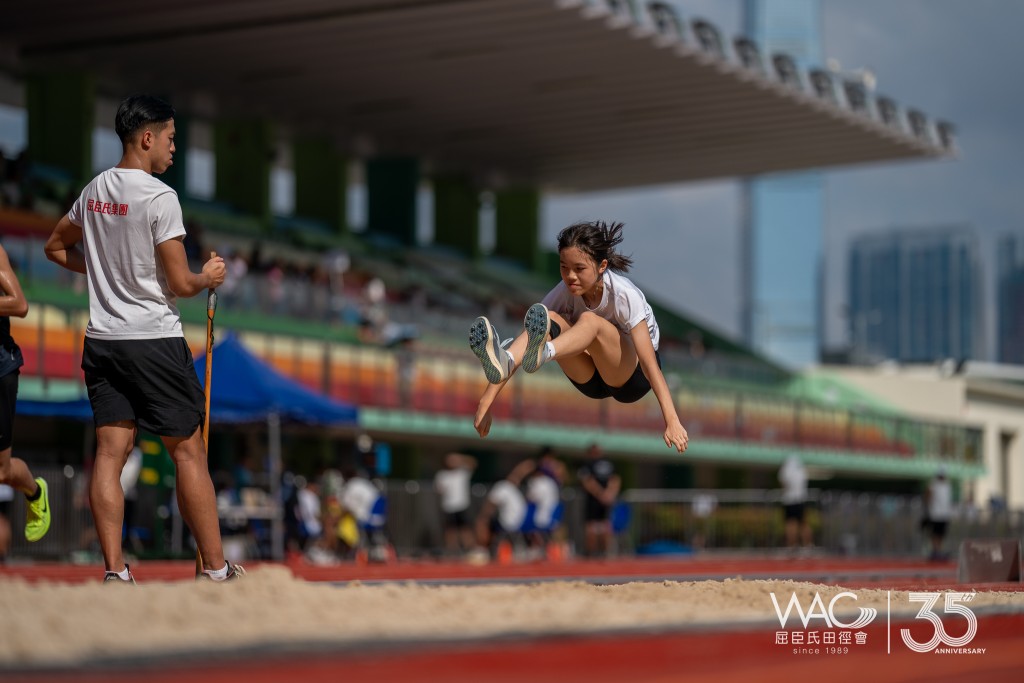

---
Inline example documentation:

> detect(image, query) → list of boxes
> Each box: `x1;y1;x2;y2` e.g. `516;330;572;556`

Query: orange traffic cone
497;539;513;564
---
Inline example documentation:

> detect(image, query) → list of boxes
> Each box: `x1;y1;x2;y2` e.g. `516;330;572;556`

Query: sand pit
2;566;1022;666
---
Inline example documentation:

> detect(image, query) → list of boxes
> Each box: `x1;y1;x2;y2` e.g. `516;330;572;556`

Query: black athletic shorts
570;351;661;404
444;509;469;529
0;370;17;451
82;337;205;437
783;502;806;522
584;497;611;523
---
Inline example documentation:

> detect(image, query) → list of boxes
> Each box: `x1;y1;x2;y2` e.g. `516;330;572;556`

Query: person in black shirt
577;444;620;557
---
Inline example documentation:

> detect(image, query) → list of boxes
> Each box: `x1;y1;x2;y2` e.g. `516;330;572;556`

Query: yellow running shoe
25;477;50;542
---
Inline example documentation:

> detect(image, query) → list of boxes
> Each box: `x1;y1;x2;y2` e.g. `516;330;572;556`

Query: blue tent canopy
194;333;358;425
17;333;359;426
17;395;93;420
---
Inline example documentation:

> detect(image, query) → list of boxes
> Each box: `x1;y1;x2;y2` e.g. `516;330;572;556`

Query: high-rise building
741;0;824;368
997;235;1024;365
848;228;981;363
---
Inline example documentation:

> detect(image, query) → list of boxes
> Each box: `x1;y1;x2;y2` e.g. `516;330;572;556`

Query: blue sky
545;0;1023;360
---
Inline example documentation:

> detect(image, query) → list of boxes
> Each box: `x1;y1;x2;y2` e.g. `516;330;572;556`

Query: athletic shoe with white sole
522;303;552;373
196;562;247;582
25;477;50;542
469;317;514;384
103;565;137;584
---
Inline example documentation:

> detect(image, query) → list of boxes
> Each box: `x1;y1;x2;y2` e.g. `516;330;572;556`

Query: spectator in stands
0;243;51;548
923;468;954;561
219;249;249;309
468;221;688;454
779;454;812;556
265;259;287;315
358;277;383;339
434;452;477;556
324;249;350;324
577;444;620;557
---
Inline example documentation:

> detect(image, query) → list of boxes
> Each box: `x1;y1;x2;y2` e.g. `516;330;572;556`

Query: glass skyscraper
741;0;824;368
997;235;1024;365
848;228;980;363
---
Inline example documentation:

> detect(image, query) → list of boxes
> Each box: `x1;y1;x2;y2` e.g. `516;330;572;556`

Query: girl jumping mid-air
469;221;689;453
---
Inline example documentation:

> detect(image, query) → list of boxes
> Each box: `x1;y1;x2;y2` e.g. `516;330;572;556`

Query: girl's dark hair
556;221;633;272
114;94;175;144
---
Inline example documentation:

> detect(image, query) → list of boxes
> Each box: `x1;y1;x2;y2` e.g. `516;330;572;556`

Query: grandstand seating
2;203;981;466
11;306;973;463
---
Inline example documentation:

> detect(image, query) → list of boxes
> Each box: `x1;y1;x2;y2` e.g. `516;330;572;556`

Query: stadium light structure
906;109;931;142
825;60;876;118
733;37;765;73
603;0;638;22
809;68;837;103
876;96;903;130
646;1;684;41
691;19;725;58
772;53;803;90
936;121;957;152
842;80;872;114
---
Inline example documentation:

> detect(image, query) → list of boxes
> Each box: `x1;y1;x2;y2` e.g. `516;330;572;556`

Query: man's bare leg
92;421;135;571
163;428;225;570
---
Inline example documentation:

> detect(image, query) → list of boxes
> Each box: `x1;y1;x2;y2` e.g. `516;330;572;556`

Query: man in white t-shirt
924;469;954;561
475;461;533;558
779;455;812;553
340;469;390;562
434;452;476;555
525;468;561;535
340;474;384;530
44;94;237;583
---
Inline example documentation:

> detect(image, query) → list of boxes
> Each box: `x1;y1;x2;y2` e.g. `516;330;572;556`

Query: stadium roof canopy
0;0;952;191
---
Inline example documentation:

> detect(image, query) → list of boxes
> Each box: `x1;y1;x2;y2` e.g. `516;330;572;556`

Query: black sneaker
196;562;247;582
103;565;136;584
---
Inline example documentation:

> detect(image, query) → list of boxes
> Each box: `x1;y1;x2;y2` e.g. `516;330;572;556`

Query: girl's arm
474;370;517;437
631;323;689;453
474;330;529;437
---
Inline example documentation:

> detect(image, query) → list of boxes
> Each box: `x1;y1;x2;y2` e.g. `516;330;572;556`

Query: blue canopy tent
18;332;359;559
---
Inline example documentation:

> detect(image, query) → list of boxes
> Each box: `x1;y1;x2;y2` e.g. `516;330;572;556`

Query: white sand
1;566;1022;666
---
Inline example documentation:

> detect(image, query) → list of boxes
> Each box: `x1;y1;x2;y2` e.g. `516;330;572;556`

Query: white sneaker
469;317;514;384
522;303;552;373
